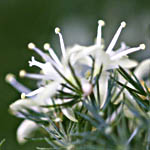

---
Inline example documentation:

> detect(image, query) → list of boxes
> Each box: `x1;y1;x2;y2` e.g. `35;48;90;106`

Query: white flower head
7;26;83;125
7;20;146;109
6;19;147;144
66;20;145;108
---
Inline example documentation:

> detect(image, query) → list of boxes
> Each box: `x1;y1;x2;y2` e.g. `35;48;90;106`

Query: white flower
6;20;146;144
67;20;145;108
6;27;86;124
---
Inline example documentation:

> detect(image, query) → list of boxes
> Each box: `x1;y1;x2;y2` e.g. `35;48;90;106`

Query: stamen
44;43;62;67
19;70;50;80
96;20;105;46
28;43;51;62
106;21;126;54
111;44;146;60
5;73;31;94
5;73;15;83
55;27;66;58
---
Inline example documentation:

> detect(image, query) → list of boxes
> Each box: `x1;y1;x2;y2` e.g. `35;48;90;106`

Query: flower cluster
6;20;146;144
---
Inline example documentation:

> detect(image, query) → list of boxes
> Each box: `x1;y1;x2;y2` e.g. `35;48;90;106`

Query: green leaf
118;66;146;96
111;75;143;95
68;60;82;91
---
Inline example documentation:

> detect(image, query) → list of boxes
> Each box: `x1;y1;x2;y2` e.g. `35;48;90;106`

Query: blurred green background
0;0;150;149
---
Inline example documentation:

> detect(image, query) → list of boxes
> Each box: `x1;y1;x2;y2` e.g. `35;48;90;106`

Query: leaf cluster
17;63;150;150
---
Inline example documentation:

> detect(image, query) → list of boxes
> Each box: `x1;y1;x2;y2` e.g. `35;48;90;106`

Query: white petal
94;51;111;71
115;57;138;68
34;81;60;105
134;59;150;80
42;62;56;75
99;73;109;108
9;99;34;117
25;87;45;97
51;99;78;122
62;107;78;122
17;120;39;144
67;45;100;65
67;44;86;54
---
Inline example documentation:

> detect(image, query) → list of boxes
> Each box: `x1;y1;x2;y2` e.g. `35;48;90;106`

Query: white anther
28;43;36;49
139;44;146;50
19;70;26;78
43;43;50;50
98;20;105;26
55;27;60;34
121;21;126;28
5;73;15;82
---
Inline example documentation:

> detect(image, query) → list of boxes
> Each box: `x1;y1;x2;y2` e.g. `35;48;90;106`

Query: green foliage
15;61;150;150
